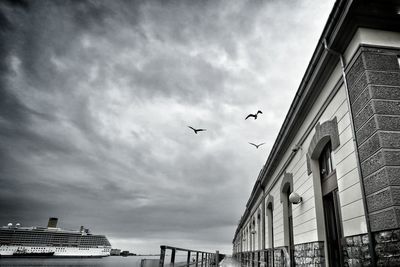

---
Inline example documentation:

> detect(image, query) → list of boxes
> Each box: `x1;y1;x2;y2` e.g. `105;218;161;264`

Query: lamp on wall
251;230;256;235
289;192;302;204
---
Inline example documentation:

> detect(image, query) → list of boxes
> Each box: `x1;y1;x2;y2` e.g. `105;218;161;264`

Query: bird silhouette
188;126;206;134
245;110;263;120
249;142;265;149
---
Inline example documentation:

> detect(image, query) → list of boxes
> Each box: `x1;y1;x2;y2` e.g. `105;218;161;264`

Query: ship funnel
47;217;58;228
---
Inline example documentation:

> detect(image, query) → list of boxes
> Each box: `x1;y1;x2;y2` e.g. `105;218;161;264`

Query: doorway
284;186;295;267
319;142;343;266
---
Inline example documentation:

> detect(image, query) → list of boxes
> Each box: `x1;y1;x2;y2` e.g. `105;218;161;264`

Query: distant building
110;249;121;256
232;0;400;266
120;250;136;256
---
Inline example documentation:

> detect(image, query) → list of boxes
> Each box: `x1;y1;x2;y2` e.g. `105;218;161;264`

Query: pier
156;246;225;267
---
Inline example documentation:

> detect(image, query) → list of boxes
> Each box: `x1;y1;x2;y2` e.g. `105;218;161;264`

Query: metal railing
159;245;224;267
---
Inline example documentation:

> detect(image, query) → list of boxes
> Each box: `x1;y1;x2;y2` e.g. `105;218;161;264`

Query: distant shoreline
111;254;161;257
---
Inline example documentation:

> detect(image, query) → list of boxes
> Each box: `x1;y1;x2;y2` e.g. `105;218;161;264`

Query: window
319;141;333;179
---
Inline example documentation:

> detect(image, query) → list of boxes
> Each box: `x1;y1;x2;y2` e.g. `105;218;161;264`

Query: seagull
188;126;206;134
245;110;263;120
249;142;265;149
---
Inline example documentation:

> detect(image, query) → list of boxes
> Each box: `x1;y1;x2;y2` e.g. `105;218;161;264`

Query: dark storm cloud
0;0;335;253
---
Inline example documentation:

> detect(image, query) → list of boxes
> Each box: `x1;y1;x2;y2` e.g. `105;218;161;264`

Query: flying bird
249;142;265;149
245;110;263;120
188;126;206;134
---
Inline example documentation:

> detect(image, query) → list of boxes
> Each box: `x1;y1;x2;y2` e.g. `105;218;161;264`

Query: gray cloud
0;0;334;254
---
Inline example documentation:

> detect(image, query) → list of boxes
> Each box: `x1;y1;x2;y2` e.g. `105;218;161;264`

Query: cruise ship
0;218;111;257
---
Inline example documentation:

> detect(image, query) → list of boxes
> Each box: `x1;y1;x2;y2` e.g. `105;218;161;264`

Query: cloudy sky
0;0;334;254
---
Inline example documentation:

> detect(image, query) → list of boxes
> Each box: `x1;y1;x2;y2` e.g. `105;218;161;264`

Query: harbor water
0;255;161;267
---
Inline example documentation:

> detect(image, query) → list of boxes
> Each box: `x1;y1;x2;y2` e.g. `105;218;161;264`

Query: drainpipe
322;38;377;267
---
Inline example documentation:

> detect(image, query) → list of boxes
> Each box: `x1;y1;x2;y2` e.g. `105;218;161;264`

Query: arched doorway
265;196;274;249
280;173;294;267
257;210;261;251
307;117;343;266
319;141;343;266
252;218;256;251
266;197;274;267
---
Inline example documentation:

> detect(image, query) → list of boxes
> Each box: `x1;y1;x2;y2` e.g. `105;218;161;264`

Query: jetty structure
232;0;400;266
151;246;224;267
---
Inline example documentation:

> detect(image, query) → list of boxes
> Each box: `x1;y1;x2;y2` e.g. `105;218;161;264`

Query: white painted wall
237;28;400;250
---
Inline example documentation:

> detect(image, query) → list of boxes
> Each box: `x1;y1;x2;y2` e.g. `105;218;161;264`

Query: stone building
232;0;400;266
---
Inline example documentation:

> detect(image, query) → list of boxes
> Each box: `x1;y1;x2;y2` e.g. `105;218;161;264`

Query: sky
0;0;335;254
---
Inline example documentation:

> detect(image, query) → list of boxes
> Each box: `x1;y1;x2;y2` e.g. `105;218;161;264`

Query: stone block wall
264;249;274;267
293;241;325;267
254;251;258;267
347;46;400;231
274;247;289;267
375;229;400;266
342;234;371;266
346;45;400;265
260;251;265;267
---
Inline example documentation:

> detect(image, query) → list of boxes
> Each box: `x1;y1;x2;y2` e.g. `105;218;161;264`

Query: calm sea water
0;255;161;267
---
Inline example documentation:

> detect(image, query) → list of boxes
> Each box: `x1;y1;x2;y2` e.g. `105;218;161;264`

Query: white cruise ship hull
0;245;111;257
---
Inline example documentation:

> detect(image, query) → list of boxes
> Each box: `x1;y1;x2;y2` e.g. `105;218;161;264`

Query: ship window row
1;235;106;241
4;244;105;248
1;241;108;246
1;238;108;242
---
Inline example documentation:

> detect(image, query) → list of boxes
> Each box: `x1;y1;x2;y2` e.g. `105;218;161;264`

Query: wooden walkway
219;257;241;267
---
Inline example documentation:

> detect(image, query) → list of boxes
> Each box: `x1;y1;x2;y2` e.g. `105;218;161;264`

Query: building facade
232;0;400;266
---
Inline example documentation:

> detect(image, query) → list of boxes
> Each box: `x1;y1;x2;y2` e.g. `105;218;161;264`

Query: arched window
319;141;337;196
252;218;256;251
257;211;261;251
265;196;274;249
307;117;343;267
319;141;333;178
318;141;342;266
280;173;294;267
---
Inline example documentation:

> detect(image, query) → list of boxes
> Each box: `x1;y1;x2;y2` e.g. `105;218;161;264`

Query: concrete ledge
358;131;381;161
347;51;400;90
366;186;400;213
363;53;400;73
361;150;400;177
370;85;400;100
349;71;400;102
354;100;374;130
356;116;378;144
347;52;365;89
359;131;400;161
364;167;400;195
370;207;400;232
353;85;400;119
350;72;368;102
